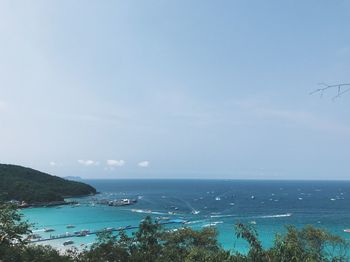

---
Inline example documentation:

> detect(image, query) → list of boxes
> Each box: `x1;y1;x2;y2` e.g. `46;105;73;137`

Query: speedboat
156;216;171;221
44;228;55;232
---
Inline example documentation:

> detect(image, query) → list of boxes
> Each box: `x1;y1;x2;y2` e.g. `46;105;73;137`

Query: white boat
109;199;137;206
44;228;55;232
191;210;200;215
215;197;221;201
156;216;171;221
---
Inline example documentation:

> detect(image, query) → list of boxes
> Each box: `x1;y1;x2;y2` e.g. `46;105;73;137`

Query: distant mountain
0;164;96;204
63;176;83;181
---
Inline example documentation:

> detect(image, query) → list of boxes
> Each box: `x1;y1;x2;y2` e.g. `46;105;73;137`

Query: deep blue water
22;179;350;252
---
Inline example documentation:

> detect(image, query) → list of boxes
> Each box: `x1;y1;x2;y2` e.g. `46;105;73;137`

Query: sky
1;1;350;179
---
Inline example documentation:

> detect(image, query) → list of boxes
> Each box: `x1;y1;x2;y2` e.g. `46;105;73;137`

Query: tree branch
310;83;350;100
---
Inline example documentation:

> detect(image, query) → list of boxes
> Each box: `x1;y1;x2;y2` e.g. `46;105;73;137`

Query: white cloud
106;159;125;167
49;161;57;166
138;161;150;167
78;160;99;166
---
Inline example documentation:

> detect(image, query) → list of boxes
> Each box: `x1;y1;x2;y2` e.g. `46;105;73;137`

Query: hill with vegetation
0;164;96;204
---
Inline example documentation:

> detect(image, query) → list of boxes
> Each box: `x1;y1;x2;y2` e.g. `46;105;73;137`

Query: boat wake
210;214;235;218
130;209;168;215
257;213;292;219
202;221;224;227
185;220;207;225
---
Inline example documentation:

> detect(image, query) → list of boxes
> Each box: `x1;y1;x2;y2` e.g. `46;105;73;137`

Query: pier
30;219;187;243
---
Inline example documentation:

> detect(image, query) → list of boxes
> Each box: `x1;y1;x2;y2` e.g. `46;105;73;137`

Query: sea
21;179;350;253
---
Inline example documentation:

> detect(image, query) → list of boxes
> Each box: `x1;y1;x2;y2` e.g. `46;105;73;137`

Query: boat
76;229;90;237
44;228;55;232
215;197;221;201
108;198;137;206
251;195;255;200
191;210;200;215
343;229;350;233
66;225;75;228
63;240;74;246
156;216;171;221
28;233;41;239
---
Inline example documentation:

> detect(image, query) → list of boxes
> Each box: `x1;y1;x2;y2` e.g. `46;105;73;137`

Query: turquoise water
22;179;350;253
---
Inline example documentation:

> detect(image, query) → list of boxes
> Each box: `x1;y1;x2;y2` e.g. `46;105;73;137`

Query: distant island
0;164;97;207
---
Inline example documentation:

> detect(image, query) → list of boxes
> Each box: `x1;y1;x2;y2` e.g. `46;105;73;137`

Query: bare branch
310;83;350;99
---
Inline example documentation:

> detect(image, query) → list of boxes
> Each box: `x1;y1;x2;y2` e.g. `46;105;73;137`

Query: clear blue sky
1;1;350;179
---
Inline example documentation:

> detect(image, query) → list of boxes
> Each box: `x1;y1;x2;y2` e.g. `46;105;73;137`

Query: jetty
30;219;187;243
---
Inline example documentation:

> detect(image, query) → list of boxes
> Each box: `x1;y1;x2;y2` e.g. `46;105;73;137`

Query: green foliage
0;164;96;203
0;201;31;261
15;245;74;262
234;222;271;262
0;202;31;248
161;227;227;261
79;217;233;262
234;223;349;262
270;225;349;262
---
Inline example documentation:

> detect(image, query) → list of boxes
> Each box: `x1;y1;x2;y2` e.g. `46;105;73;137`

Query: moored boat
63;240;74;246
